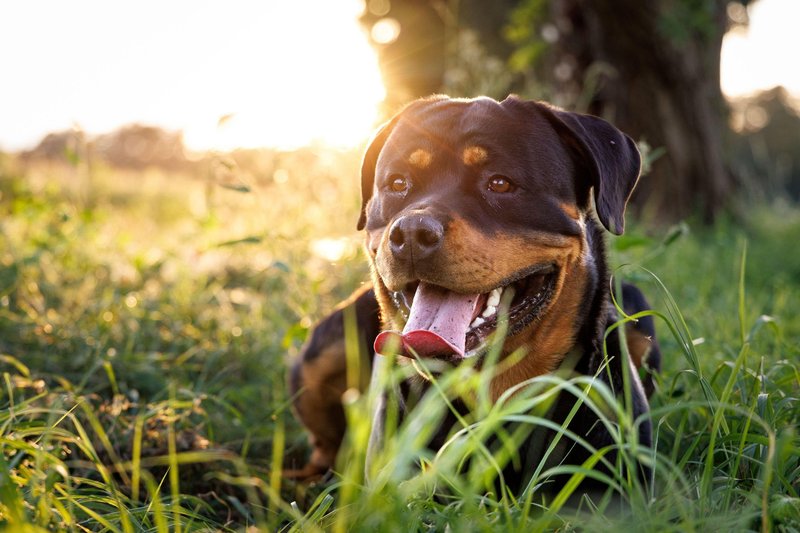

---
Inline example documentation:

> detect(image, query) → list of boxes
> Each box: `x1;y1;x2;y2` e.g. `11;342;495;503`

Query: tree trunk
549;0;733;223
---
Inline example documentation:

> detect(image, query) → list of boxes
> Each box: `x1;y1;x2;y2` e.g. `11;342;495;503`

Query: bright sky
0;0;384;151
721;0;800;98
0;0;797;152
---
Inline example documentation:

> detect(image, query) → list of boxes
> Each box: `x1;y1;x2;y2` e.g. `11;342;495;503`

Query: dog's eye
389;174;409;193
488;175;515;193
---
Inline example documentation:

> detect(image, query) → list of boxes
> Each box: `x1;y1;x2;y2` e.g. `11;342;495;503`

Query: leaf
282;322;309;349
661;222;689;248
219;183;251;193
613;234;653;252
217;113;235;127
271;261;290;273
214;235;264;247
770;494;800;523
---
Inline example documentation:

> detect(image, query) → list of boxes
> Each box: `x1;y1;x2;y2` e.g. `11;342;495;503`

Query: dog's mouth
374;265;558;362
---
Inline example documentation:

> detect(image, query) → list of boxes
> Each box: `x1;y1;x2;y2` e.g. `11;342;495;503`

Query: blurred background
1;0;799;223
1;2;799;528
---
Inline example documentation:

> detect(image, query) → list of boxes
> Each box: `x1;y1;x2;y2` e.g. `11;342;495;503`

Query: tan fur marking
489;254;588;401
462;145;489;166
625;325;652;370
289;342;348;476
408;149;433;169
560;202;581;220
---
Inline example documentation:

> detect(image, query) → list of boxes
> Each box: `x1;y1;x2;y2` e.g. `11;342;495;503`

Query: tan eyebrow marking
560;202;581;220
408;149;433;169
462;145;489;166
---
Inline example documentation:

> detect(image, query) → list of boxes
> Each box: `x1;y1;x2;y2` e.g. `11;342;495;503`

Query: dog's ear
357;118;398;231
541;105;641;235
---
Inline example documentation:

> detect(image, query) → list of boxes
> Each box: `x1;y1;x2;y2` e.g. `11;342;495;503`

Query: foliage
0;151;798;531
657;0;722;43
504;0;550;74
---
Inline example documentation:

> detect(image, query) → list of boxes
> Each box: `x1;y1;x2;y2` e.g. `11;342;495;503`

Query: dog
286;95;660;489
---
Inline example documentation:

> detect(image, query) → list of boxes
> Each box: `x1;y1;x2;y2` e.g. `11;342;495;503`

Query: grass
0;148;798;531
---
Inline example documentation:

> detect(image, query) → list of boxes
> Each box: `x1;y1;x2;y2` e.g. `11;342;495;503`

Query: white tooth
470;316;485;329
481;305;496;318
487;288;501;308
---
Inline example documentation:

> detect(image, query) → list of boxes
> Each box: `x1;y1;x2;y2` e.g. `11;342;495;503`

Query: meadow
0;147;798;532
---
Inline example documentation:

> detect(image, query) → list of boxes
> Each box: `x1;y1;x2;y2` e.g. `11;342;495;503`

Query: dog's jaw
375;265;560;359
365;213;600;402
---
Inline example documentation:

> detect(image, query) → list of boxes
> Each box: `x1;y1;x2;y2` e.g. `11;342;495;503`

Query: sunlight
721;0;800;98
0;1;385;152
310;237;355;262
2;0;798;152
182;1;386;151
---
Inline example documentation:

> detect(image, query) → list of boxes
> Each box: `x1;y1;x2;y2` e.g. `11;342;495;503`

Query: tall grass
0;151;798;531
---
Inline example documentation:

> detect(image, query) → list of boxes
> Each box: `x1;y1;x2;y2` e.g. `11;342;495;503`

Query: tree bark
548;0;733;223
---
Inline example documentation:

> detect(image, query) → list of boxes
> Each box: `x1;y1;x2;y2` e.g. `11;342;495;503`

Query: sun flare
0;0;385;152
721;0;800;98
182;1;386;151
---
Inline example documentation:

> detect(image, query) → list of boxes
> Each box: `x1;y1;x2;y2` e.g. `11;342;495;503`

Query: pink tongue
374;282;479;359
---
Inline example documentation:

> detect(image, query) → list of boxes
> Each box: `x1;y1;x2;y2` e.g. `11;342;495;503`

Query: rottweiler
286;95;660;488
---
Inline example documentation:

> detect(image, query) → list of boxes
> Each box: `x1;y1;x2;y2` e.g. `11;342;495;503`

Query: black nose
388;214;444;262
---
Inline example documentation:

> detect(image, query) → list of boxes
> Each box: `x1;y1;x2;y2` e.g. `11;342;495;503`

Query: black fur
290;96;659;494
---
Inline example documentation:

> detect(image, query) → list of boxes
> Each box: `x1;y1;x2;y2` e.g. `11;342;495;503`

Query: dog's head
358;95;640;391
